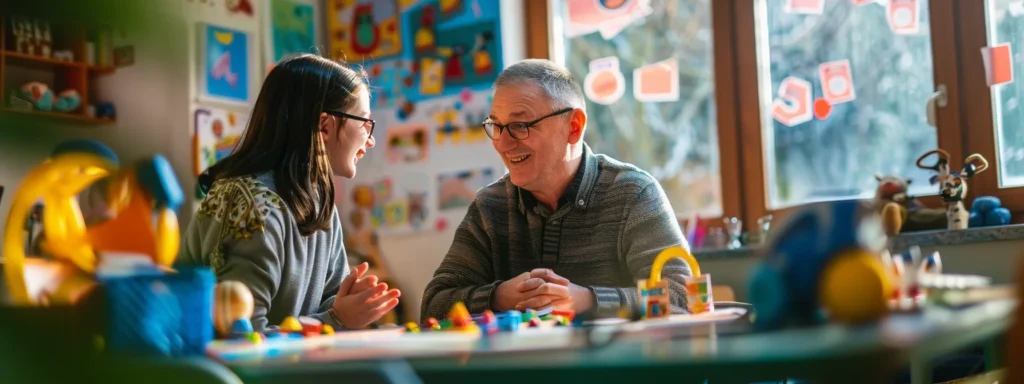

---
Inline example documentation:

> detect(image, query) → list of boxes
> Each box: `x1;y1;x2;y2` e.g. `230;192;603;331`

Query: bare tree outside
558;0;722;218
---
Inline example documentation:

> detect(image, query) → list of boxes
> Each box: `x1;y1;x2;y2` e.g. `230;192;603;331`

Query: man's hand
517;269;595;313
332;262;401;329
491;271;570;312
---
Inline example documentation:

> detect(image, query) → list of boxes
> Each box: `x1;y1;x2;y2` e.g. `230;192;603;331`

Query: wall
347;0;526;321
0;0;190;260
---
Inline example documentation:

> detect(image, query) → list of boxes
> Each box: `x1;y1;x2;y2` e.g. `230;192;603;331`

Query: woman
180;54;400;331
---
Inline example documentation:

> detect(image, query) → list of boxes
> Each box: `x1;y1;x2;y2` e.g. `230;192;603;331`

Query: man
421;59;691;321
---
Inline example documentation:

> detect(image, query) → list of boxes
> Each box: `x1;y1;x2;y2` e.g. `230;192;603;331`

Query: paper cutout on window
819;60;856;104
981;43;1014;87
565;0;653;40
771;77;813;127
887;0;920;35
1009;1;1024;17
584;57;626;105
784;0;824;15
814;98;832;120
633;59;679;102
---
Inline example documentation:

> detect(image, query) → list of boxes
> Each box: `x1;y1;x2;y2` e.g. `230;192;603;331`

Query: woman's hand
331;263;401;329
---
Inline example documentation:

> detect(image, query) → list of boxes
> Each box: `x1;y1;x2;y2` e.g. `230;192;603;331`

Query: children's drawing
328;0;402;61
267;0;316;65
368;59;413;108
435;21;501;89
193;107;247;176
437;167;496;210
200;24;250;104
348;176;430;234
385;124;429;163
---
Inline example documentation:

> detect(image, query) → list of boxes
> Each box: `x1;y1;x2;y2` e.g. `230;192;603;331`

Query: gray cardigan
179;173;347;331
421;143;692;320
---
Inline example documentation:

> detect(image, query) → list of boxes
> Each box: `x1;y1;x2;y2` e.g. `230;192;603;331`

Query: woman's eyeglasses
325;110;375;137
482;108;574;140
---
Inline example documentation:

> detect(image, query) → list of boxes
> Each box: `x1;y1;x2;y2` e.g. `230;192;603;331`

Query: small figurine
423;317;440;331
405;322;421;333
916;149;989;230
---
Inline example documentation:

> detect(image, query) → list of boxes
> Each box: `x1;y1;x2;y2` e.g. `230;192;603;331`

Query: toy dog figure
915;149;989;230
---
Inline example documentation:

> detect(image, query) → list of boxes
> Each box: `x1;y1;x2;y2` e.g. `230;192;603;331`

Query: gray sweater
179;173;347;331
421;143;692;321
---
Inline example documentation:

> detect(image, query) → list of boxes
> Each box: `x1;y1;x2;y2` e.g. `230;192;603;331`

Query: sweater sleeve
593;182;692;318
420;201;498;321
179;207;286;332
306;211;349;330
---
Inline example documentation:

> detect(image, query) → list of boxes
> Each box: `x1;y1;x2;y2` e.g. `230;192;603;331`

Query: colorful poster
435;21;500;88
584;57;626;105
818;60;856;104
565;0;653;40
368;59;414;108
193;107;247;176
437;167;496;210
200;24;250;104
981;44;1014;87
327;0;403;61
385;124;429;163
347;175;430;234
267;0;316;65
771;77;813;127
633;58;679;102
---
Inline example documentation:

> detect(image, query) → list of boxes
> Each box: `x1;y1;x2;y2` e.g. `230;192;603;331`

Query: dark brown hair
202;54;367;236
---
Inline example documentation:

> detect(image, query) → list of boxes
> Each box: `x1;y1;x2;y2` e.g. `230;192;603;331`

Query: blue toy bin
99;266;215;357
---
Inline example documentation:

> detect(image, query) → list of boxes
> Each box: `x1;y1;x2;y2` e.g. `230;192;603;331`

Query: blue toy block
972;196;1001;213
969;211;985;227
986;207;1011;226
495;310;522;332
99;266;215;357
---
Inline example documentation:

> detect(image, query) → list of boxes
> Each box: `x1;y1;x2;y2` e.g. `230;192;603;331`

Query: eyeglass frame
325;110;375;137
482;107;575;140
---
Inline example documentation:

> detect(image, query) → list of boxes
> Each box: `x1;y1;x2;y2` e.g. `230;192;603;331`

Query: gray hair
494;59;586;113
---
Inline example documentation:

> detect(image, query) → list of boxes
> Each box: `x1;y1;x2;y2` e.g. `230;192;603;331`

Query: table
220;299;1015;384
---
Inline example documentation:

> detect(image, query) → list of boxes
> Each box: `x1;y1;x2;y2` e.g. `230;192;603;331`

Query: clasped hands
492;268;594;313
331;262;401;329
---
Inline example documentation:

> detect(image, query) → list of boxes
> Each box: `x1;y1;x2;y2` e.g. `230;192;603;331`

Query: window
551;0;722;218
987;0;1024;188
756;0;938;209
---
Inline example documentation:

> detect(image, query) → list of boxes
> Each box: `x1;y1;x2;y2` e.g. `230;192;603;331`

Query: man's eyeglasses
482;107;574;140
325;110;375;137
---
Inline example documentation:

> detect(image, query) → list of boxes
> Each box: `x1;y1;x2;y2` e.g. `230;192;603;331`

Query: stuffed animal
871;173;947;235
54;89;81;112
968;196;1011;227
18;81;54;111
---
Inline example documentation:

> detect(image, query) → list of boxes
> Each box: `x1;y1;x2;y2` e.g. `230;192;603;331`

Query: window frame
535;0;1022;235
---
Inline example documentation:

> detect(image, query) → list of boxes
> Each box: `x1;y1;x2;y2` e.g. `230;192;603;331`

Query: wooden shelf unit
0;14;117;124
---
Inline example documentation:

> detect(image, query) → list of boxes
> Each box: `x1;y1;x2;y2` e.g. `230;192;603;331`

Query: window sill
692;224;1024;261
888;224;1024;253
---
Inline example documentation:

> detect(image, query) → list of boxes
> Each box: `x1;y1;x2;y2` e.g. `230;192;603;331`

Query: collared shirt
518;152;587;214
421;143;692;320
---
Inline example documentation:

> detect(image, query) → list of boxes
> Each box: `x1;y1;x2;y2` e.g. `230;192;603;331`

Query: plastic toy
969;196;1012;227
213;280;255;337
748;200;891;329
637;245;709;319
916;149;989;230
3;139;184;305
54;89;81;112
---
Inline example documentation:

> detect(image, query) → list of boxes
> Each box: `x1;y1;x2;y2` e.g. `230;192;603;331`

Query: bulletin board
331;0;510;236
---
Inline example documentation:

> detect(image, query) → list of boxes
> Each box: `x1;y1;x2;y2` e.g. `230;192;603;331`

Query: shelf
3;50;85;70
1;107;114;124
